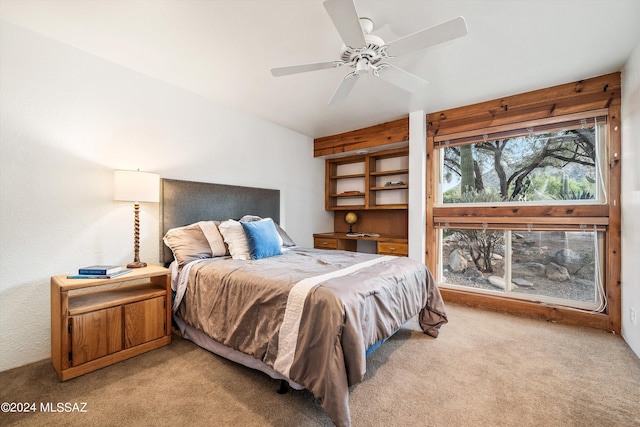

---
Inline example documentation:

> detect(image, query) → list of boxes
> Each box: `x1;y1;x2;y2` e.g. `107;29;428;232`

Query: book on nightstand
78;265;122;275
67;269;132;279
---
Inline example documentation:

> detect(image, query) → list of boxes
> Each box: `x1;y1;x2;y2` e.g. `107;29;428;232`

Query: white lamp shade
113;170;160;203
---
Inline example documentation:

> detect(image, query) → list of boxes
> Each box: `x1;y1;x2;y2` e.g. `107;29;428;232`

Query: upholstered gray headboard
160;178;280;265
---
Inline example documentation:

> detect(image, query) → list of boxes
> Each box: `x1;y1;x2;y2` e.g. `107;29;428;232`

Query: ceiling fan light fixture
359;17;374;35
340;33;387;66
270;0;468;104
355;58;369;73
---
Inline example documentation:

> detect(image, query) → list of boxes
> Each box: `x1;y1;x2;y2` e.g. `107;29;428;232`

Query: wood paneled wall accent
333;209;407;238
314;117;409;157
425;72;622;333
427;73;621;138
606;96;622;333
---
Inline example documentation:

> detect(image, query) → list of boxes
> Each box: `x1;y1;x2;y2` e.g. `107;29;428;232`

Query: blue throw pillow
241;219;283;260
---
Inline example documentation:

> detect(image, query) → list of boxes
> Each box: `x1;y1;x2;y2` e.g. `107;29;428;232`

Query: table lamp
114;170;160;268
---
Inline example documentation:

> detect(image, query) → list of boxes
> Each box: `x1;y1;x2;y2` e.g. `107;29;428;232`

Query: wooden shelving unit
326;155;367;210
326;147;409;210
51;265;171;381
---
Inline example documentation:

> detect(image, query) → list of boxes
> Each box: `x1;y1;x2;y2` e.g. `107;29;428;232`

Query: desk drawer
377;241;408;256
314;237;338;250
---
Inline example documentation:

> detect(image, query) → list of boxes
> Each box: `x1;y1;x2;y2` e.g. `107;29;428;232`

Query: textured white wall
408;111;426;263
0;20;332;371
621;40;640;358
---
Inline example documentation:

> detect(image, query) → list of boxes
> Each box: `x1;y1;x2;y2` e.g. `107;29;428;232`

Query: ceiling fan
270;0;468;105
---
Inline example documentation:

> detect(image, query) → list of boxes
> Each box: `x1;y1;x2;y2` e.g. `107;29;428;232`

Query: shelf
329;173;366;179
367;204;408;210
331;206;371;211
331;192;365;198
54;264;170;291
371;185;408;191
68;283;166;316
370;168;408;177
326;147;409;211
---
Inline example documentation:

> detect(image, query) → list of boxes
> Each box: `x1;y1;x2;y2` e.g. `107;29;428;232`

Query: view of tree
449;189;504;273
442;126;599;203
459;144;474;195
441;124;602;275
456;228;504;273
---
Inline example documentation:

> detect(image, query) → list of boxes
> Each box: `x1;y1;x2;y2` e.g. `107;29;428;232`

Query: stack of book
67;265;132;279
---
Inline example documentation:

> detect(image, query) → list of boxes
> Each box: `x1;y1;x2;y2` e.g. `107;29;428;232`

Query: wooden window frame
426;73;622;333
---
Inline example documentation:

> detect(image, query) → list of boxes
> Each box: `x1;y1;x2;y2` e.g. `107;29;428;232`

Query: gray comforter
175;247;447;427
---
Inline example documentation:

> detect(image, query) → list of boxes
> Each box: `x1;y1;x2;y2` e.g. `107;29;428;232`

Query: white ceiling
2;0;640;139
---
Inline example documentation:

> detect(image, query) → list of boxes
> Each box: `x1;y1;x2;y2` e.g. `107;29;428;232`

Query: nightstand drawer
314;237;338;249
377;241;408;256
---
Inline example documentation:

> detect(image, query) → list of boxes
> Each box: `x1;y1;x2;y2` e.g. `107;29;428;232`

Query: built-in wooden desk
313;232;408;256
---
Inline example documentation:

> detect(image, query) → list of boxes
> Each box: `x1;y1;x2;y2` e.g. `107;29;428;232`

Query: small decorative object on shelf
384;181;405;187
345;232;380;237
344;211;358;233
78;265;122;275
67;269;132;279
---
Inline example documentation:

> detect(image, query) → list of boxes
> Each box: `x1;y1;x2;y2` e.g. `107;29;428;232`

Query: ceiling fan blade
328;73;359;105
323;0;366;48
376;64;428;93
271;61;339;77
385;16;468;58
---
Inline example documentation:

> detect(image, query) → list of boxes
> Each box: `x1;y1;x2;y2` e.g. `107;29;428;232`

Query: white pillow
218;219;250;260
197;221;227;257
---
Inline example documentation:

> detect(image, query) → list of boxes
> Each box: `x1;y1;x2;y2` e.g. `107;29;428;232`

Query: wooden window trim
433;218;608;230
433;109;608;146
426;72;622;333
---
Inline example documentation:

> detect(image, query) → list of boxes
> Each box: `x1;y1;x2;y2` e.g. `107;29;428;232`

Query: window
436;116;608;206
424;72;622;332
438;227;606;311
432;114;609;312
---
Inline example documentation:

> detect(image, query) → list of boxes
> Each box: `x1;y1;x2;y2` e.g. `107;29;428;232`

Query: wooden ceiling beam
314;117;409;157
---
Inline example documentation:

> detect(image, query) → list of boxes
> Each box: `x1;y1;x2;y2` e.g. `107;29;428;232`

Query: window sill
439;287;617;333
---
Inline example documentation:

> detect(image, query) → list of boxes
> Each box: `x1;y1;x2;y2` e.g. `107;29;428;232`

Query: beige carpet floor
1;303;639;427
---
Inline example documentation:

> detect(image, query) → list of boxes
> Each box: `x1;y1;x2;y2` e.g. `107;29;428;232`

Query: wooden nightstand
51;265;171;381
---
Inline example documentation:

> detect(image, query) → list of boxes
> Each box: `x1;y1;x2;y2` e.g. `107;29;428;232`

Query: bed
161;178;447;427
